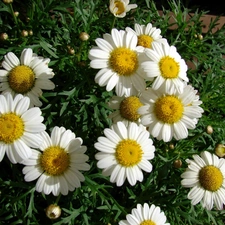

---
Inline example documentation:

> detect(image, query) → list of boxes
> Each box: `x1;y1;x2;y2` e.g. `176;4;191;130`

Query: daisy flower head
22;126;90;196
88;28;146;97
125;23;168;50
0;93;46;164
181;151;225;210
141;42;188;94
138;84;204;142
109;0;137;18
0;48;55;107
94;121;155;186
108;93;144;126
119;203;170;225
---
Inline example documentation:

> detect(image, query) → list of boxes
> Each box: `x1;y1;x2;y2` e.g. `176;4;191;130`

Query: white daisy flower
181;151;225;210
0;48;55;107
88;28;146;97
22;126;90;196
126;23;168;50
94;121;155;186
138;85;204;142
109;0;137;18
0;93;46;164
108;93;143;126
141;42;188;93
119;203;170;225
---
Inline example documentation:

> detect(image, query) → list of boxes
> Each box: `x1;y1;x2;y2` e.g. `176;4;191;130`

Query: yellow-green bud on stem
21;30;28;37
0;33;8;41
46;204;61;220
173;159;182;168
3;0;13;4
79;32;90;41
215;144;225;158
206;125;213;134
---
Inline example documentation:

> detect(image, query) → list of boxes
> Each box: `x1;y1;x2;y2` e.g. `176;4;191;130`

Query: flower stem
111;16;116;30
9;3;18;26
40;95;49;103
55;193;61;204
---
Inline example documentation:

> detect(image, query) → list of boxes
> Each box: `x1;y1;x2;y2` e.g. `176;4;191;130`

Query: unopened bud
0;33;8;41
14;11;19;17
169;143;174;150
67;45;75;55
79;32;90;41
206;125;213;134
215;144;225;158
28;30;33;36
198;34;203;40
3;0;13;3
173;159;182;168
21;30;28;37
46;204;61;220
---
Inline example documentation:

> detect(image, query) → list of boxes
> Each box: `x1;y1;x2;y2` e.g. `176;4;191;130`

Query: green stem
40;95;49;103
188;131;205;142
55;193;61;204
77;41;85;62
101;187;128;215
9;3;18;26
110;16;116;30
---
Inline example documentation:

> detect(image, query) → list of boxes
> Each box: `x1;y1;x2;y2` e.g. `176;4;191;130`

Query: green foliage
0;0;225;224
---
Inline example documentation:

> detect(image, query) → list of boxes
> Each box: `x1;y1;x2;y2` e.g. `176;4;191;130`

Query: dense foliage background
0;0;225;224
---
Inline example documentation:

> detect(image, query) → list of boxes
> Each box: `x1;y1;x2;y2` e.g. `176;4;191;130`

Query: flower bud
67;45;75;55
28;30;33;36
206;125;213;134
0;33;8;41
215;144;225;158
198;34;203;40
21;30;28;37
169;143;174;150
46;204;61;220
14;11;19;17
173;159;182;168
3;0;13;3
79;32;90;41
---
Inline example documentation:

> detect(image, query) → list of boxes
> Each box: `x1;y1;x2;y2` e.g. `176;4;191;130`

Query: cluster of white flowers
89;0;225;218
1;1;224;224
0;48;90;196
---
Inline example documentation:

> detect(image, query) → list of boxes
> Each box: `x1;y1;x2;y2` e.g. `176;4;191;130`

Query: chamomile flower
88;28;146;97
119;203;170;225
109;0;137;18
141;42;188;93
181;151;225;210
138;85;204;142
0;93;46;164
108;93;143;126
95;121;155;186
0;48;55;106
126;23;168;50
22;126;90;196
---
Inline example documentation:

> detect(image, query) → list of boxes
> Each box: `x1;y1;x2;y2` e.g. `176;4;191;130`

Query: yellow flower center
0;113;24;143
137;35;154;48
140;220;156;225
109;47;138;76
159;56;180;79
199;165;223;192
40;146;70;176
115;139;143;167
8;65;35;94
154;95;184;124
120;96;143;121
113;1;125;15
